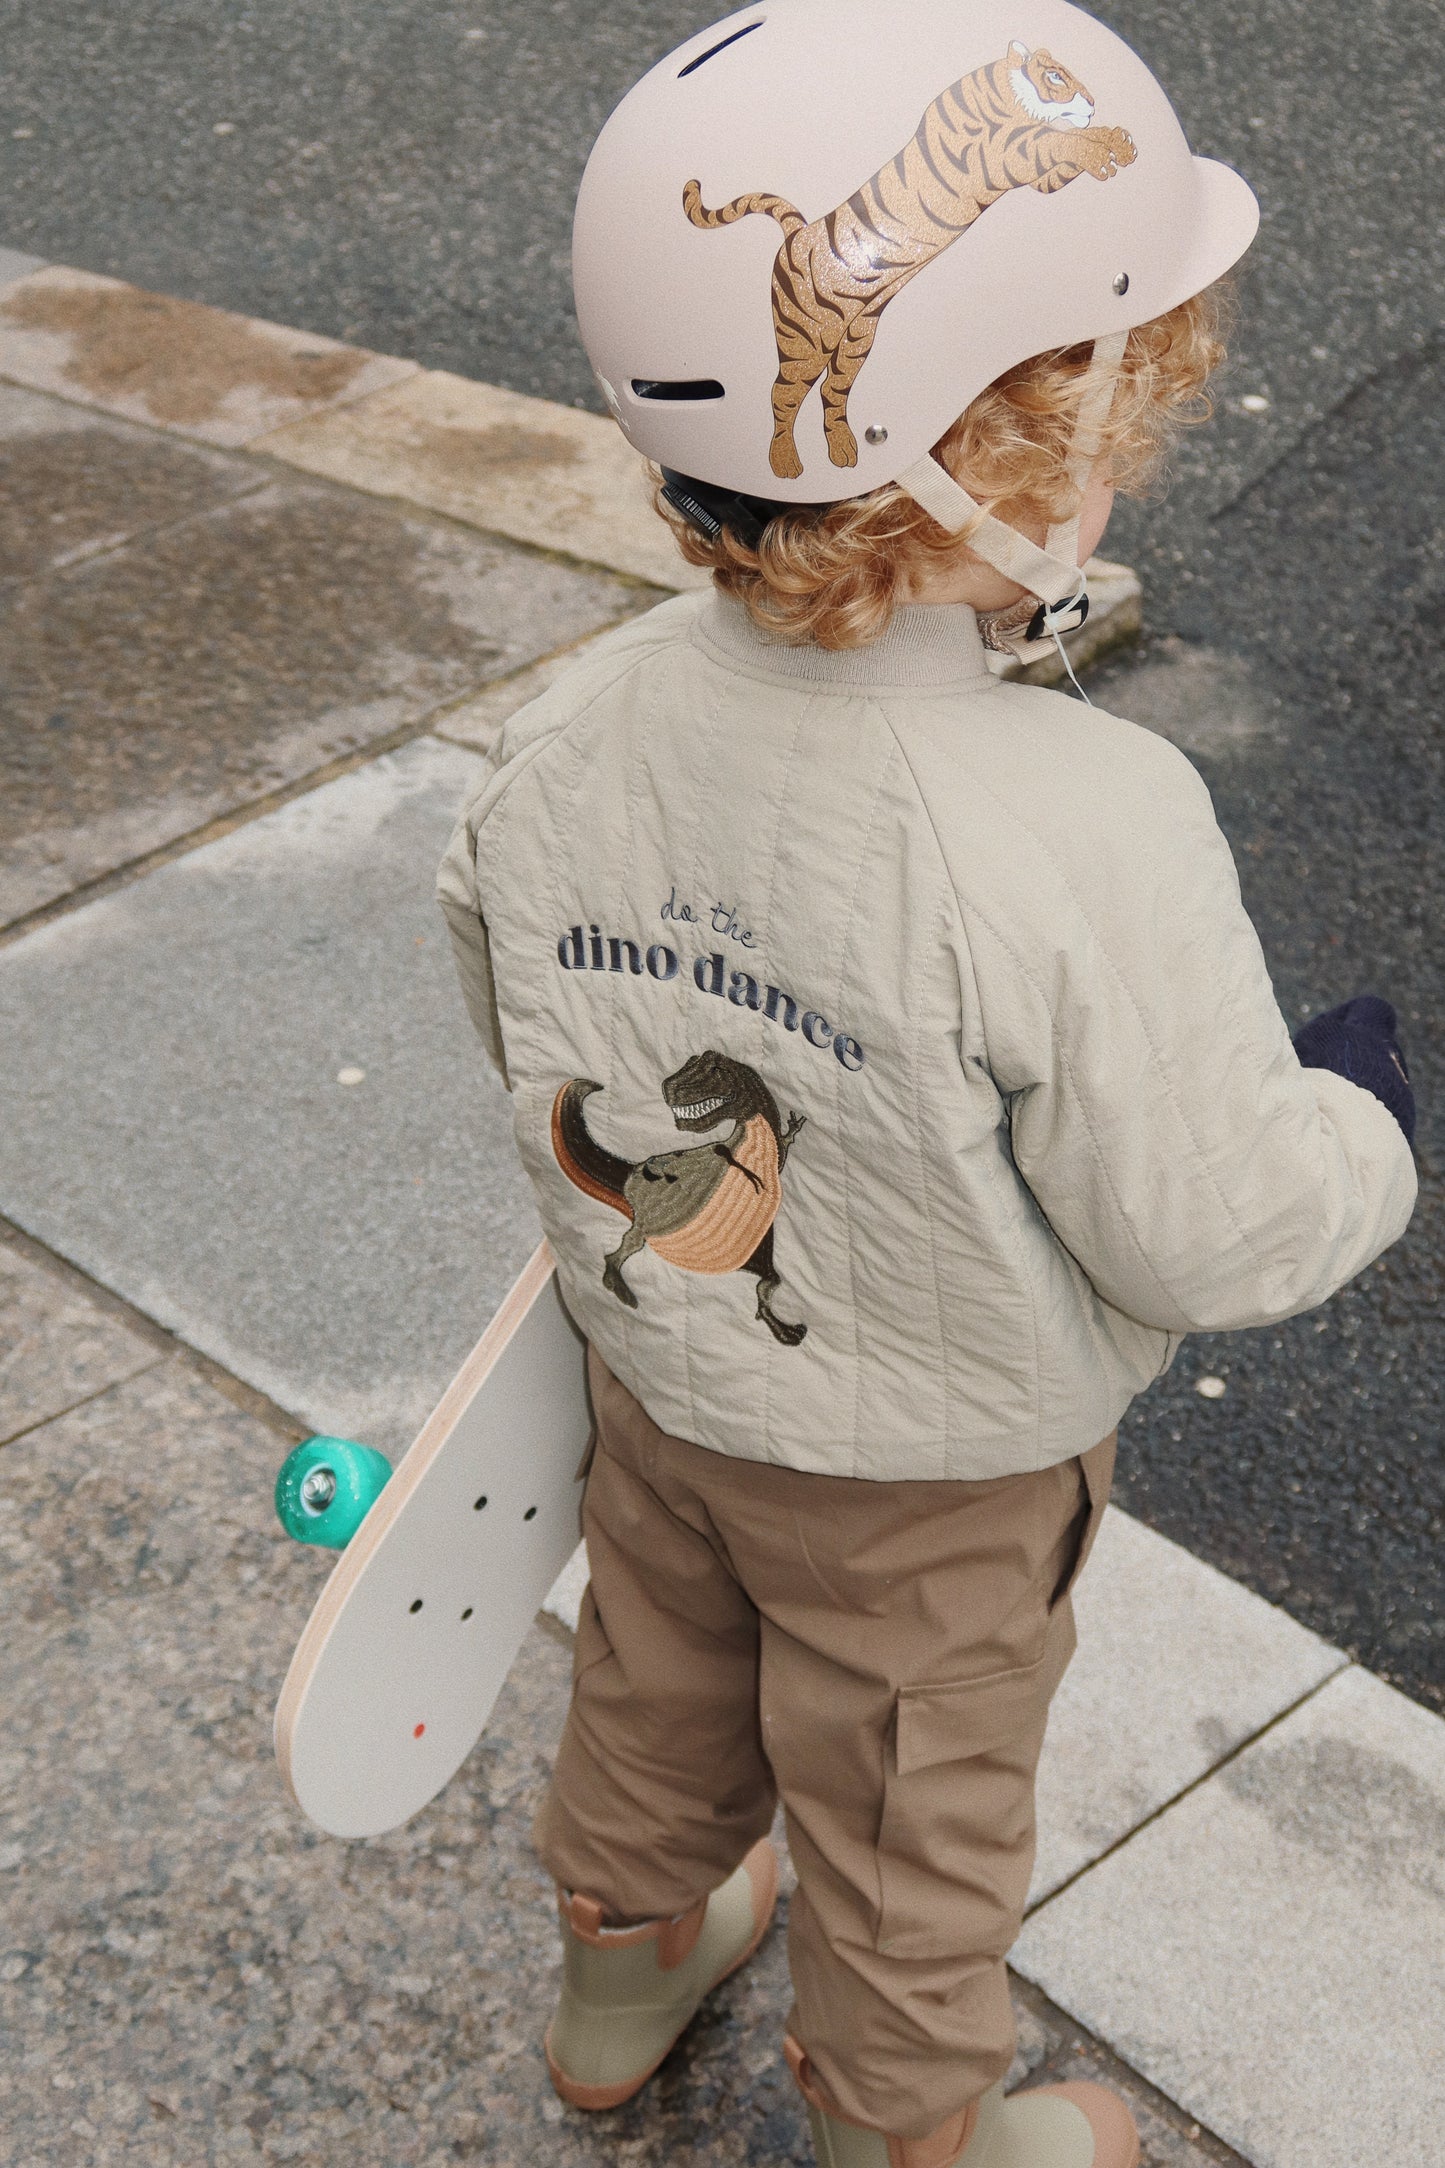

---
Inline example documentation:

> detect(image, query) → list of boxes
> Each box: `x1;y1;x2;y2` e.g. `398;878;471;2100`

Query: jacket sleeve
965;740;1417;1334
436;790;510;1089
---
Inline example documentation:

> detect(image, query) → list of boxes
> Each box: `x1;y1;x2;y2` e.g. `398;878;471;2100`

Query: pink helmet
574;0;1257;620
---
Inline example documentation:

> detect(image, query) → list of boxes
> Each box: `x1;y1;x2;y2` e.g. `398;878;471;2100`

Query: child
439;5;1417;2162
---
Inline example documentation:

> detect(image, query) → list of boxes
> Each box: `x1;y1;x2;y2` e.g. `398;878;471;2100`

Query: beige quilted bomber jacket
438;590;1416;1481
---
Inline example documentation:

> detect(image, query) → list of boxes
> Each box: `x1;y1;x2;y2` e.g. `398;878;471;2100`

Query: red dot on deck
413;1723;425;1738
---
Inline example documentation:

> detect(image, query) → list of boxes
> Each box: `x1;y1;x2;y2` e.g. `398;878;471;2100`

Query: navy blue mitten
1293;994;1416;1147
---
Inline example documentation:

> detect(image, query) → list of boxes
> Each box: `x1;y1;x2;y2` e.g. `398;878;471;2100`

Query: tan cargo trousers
535;1349;1115;2139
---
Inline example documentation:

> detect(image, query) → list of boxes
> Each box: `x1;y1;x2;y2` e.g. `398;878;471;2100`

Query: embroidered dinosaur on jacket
551;1050;809;1345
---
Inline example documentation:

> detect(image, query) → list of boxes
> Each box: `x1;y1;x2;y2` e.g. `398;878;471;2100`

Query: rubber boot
785;2036;1140;2168
545;1837;779;2109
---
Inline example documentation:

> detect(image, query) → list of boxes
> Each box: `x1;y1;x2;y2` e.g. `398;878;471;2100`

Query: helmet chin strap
1042;327;1129;575
896;330;1128;651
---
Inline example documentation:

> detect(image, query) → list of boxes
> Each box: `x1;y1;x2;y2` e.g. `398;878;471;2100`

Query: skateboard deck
275;1242;591;1839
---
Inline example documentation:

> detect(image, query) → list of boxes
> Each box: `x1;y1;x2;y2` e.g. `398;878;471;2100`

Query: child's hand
1294;995;1416;1146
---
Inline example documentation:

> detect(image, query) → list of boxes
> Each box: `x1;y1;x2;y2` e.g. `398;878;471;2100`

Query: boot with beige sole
545;1836;779;2110
785;2035;1140;2168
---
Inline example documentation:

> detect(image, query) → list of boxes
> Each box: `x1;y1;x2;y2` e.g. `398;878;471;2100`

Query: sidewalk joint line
0;1353;171;1454
1;362;674;594
1022;1659;1351;1921
0;718;491;949
0;572;653;947
428;622;633;744
0;1213;310;1442
18;466;274;583
243;434;675;592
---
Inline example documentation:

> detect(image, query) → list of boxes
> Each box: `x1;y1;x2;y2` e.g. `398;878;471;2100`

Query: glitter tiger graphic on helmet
683;41;1136;480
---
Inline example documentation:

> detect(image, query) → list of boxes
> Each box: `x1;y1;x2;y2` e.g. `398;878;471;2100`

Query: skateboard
273;1241;591;1839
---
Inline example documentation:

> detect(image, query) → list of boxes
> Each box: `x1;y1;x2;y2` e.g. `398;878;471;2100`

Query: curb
0;256;1139;681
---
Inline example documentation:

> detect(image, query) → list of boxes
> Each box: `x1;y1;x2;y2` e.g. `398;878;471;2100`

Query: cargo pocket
875;1612;1076;1958
1050;1433;1116;1610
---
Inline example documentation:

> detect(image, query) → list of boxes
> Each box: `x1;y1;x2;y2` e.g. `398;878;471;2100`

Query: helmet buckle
1027;590;1090;644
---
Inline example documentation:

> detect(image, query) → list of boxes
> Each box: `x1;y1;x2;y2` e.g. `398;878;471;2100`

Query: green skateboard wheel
275;1437;393;1549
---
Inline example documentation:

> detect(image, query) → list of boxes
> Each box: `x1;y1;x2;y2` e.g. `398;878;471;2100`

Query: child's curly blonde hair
653;282;1231;650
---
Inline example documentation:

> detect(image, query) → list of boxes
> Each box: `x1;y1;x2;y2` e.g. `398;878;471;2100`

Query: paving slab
0;265;417;445
0;1356;597;2168
0;1351;1237;2168
433;625;620;758
0;379;264;584
0;1237;160;1446
0;737;538;1452
1031;1505;1346;1902
1004;1990;1250;2168
1014;1663;1445;2168
0;468;640;926
257;367;707;592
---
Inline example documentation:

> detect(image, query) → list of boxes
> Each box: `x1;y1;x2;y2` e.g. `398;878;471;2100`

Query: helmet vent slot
631;379;725;402
678;21;764;79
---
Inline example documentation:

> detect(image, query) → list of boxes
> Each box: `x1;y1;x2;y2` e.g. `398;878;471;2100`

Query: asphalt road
2;0;1441;1706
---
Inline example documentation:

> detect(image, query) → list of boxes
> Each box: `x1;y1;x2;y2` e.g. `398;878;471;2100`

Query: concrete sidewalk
2;260;1441;2168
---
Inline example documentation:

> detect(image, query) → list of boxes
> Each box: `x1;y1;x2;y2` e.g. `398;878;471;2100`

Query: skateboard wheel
275;1437;393;1549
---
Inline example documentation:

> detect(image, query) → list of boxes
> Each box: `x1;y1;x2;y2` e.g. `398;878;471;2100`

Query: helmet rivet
1112;271;1130;296
864;423;889;445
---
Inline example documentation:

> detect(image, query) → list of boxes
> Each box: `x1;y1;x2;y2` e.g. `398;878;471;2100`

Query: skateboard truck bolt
300;1466;337;1513
275;1436;393;1548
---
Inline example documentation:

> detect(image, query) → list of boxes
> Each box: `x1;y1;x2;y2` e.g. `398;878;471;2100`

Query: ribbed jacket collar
694;592;995;692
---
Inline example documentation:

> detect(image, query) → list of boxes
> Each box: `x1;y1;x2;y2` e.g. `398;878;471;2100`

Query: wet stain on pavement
1220;1730;1445;1901
0;409;260;584
0;470;644;924
1;274;373;428
447;420;582;469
